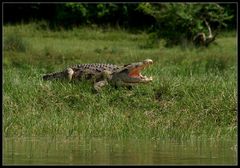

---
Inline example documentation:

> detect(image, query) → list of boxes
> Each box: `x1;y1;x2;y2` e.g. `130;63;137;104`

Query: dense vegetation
4;3;236;28
4;3;237;47
3;23;237;140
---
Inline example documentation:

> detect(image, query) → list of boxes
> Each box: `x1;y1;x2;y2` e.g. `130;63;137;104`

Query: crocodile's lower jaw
124;76;153;84
138;76;153;83
142;76;153;82
140;73;153;81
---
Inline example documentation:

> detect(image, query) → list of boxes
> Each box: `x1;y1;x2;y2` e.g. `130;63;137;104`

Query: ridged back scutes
72;63;121;72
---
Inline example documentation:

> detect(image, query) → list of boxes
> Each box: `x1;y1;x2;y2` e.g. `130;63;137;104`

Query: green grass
3;23;237;140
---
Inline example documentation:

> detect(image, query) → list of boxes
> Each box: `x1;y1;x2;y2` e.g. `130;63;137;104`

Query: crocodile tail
43;71;66;80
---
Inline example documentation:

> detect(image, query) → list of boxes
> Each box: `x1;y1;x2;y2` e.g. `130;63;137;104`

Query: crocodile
43;59;153;91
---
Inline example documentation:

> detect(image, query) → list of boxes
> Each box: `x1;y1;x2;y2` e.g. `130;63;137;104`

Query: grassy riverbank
3;23;237;140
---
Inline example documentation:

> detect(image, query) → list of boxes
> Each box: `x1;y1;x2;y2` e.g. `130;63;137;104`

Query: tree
138;3;234;47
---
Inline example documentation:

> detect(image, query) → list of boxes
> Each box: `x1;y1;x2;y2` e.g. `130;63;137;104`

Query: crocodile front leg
94;80;109;92
93;70;112;92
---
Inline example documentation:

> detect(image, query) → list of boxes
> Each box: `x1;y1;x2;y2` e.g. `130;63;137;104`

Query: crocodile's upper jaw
112;59;153;85
127;59;153;82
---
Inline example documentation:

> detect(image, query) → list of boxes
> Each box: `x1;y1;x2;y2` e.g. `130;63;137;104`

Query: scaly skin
43;59;153;91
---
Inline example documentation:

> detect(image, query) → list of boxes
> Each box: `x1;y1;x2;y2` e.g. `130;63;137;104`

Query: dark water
3;137;237;165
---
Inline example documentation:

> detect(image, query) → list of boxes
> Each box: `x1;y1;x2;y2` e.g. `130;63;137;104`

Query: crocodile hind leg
67;68;74;81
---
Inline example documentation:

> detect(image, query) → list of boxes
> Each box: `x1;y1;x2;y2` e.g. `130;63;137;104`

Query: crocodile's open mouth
127;59;153;82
